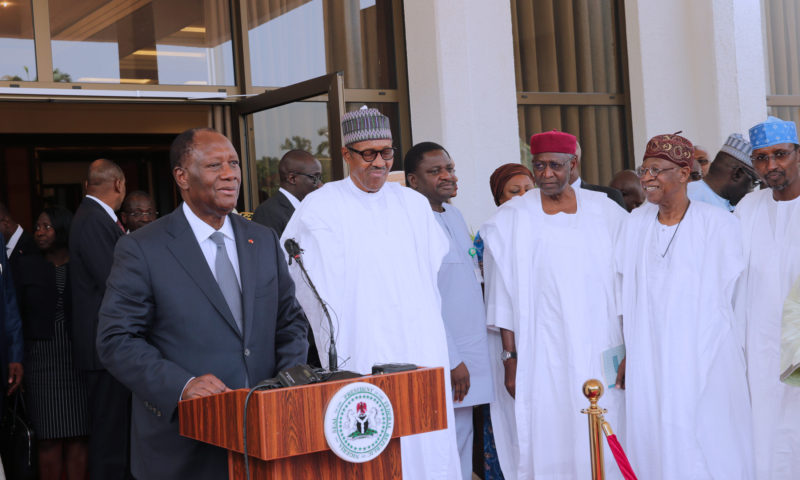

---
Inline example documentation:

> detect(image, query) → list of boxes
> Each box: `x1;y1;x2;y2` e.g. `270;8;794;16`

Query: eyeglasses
695;158;710;165
531;160;571;172
34;224;53;231
752;148;797;163
293;172;323;184
635;166;677;178
346;146;396;162
743;170;762;188
125;210;158;218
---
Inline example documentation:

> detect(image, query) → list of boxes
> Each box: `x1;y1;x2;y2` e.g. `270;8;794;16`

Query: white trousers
455;406;475;480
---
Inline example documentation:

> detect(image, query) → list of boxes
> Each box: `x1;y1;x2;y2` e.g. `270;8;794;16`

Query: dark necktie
209;232;242;333
116;219;126;233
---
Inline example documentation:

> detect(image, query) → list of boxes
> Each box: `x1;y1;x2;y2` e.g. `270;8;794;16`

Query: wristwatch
501;350;517;362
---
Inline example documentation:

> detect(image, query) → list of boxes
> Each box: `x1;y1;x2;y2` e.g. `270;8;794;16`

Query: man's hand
451;362;470;403
181;374;230;401
615;357;626;390
7;362;23;395
503;358;516;398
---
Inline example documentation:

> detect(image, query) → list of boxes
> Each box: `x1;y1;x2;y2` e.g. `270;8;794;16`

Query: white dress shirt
279;187;301;209
182;202;241;288
86;194;119;222
5;225;22;257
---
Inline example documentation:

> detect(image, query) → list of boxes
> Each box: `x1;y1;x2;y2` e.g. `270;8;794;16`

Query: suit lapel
231;216;256;342
277;191;295;215
165;208;241;337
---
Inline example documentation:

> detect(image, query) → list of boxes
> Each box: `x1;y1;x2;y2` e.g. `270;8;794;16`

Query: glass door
232;72;345;211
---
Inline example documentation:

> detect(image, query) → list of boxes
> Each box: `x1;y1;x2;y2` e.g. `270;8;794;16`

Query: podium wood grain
179;367;446;479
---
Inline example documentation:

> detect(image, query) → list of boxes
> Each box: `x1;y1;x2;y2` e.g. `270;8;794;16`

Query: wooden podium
179;367;447;479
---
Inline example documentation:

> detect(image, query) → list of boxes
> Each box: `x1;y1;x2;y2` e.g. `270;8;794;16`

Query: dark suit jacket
8;229;37;263
69;197;124;371
0;234;23;404
251;190;295;236
13;254;71;340
581;181;626;209
96;206;308;480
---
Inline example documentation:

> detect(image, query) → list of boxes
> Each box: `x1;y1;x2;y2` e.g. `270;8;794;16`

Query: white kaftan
280;177;461;479
618;201;754;479
482;188;626;480
735;188;800;479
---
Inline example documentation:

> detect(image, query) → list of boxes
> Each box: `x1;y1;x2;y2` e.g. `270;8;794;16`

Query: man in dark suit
69;158;130;479
0;203;38;264
0;234;23;409
97;128;308;480
570;142;626;209
252;149;322;236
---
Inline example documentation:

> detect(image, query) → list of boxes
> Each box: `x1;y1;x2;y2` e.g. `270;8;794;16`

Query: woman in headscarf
476;163;534;480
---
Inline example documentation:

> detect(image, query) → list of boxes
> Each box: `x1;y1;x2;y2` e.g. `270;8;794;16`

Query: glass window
518;105;629;182
49;0;235;85
764;0;800;96
0;0;36;81
248;0;398;89
764;0;800;132
251;102;331;202
512;0;623;93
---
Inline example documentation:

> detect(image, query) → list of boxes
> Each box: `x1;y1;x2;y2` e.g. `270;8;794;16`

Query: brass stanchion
582;379;607;480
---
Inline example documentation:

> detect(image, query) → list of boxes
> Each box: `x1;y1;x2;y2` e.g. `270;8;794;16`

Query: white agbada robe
617;201;754;479
482;188;626;480
280;177;462;480
734;188;800;479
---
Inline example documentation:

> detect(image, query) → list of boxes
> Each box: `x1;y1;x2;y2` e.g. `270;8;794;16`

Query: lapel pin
248;239;254;244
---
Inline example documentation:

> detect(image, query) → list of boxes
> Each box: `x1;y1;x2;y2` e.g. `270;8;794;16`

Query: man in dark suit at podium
97;128;308;480
252;149;323;236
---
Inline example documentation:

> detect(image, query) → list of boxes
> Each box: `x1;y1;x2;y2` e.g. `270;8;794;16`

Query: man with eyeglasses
616;133;754;479
281;107;462;479
687;133;760;212
120;190;158;232
734;116;800;480
481;130;626;479
252;149;322;236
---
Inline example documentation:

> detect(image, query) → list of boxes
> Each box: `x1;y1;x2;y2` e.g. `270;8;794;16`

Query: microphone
283;238;338;371
284;238;301;265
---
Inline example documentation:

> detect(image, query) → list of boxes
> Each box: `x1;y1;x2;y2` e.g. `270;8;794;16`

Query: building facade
0;0;790;230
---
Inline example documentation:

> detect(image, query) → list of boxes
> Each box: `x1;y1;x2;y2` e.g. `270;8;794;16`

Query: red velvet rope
605;434;638;480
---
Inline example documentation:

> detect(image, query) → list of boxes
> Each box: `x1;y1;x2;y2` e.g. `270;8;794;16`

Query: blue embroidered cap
749;116;799;150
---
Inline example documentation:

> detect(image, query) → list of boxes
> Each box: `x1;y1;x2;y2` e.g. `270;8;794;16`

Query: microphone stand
286;240;338;372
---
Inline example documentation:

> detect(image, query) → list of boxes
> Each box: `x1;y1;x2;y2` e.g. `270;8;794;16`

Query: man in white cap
281;107;461;479
735;116;800;480
688;133;761;211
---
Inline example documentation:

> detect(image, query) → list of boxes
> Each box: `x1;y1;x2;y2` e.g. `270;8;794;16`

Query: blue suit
0;234;23;406
97;206;308;480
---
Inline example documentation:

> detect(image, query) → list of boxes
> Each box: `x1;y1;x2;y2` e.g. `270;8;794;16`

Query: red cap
530;131;577;156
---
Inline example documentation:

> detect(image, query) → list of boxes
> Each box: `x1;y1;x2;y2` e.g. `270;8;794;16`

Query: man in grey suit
252;149;323;236
97;128;309;480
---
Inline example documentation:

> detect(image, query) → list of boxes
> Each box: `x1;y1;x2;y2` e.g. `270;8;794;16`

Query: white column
404;0;519;231
625;0;767;164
